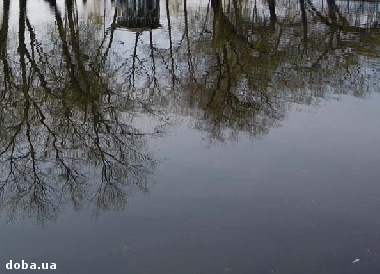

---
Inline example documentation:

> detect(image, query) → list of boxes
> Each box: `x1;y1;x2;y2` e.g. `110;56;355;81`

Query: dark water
0;0;380;273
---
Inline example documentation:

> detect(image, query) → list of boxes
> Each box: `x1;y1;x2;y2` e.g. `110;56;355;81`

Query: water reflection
0;0;164;224
116;0;160;30
0;0;379;222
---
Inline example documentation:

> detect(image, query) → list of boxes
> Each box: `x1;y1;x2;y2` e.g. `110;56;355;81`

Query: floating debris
352;259;360;264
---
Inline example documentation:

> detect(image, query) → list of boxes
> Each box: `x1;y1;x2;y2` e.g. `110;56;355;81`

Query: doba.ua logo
6;260;57;270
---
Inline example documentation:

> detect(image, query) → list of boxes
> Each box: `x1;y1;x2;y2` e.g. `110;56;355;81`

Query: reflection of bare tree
0;0;163;224
107;0;380;143
152;0;379;141
0;0;11;94
0;0;379;222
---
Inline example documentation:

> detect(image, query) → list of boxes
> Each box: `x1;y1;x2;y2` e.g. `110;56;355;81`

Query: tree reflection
174;0;380;140
0;0;163;224
0;0;379;222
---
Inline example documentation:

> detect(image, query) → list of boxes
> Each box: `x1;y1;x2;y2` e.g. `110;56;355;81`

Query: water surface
0;0;380;273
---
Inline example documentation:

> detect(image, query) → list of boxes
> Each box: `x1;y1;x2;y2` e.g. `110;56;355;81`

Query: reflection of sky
1;0;380;273
1;92;380;273
7;0;380;29
12;0;55;24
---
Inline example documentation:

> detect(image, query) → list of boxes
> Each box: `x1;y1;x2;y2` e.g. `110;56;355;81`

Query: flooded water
0;0;380;273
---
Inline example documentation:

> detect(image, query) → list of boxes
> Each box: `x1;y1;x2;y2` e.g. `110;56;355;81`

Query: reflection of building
116;0;160;31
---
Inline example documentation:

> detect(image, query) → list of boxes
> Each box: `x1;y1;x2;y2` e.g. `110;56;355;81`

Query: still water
0;0;380;273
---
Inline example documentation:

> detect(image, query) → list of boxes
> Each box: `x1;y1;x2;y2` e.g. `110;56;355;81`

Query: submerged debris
352;259;360;264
